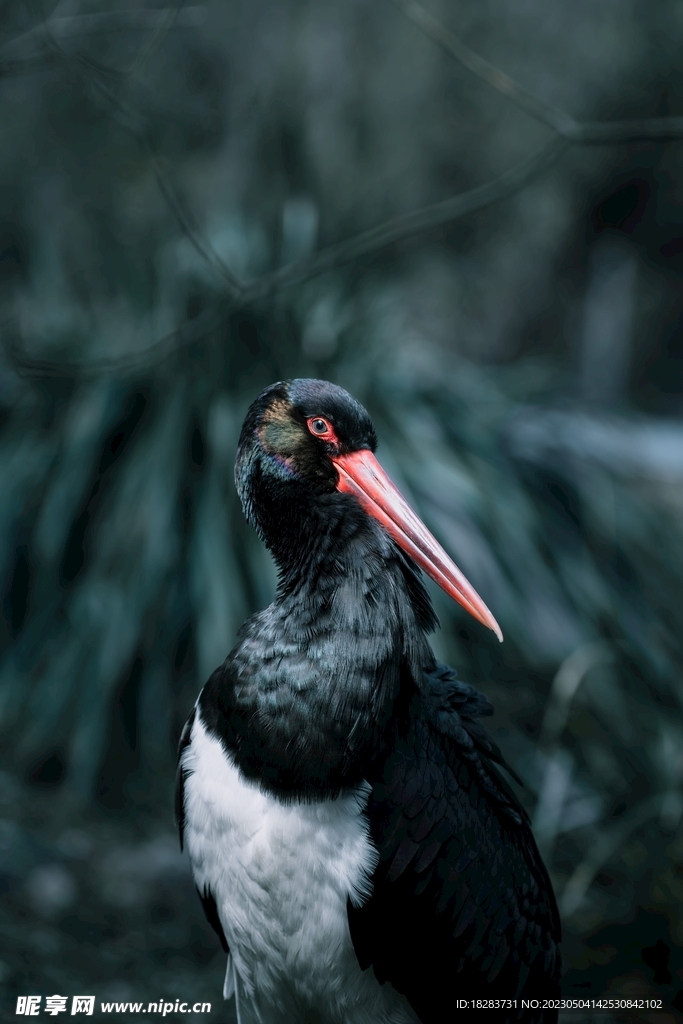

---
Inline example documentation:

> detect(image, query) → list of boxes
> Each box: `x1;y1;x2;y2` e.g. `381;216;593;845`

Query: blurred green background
1;0;683;1020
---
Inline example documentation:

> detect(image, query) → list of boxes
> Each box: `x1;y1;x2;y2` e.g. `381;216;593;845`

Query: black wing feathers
175;704;230;956
174;705;195;852
197;884;229;954
348;664;561;1024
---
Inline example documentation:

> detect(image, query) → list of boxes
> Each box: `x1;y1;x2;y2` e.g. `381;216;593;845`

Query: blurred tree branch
29;9;247;304
124;0;187;77
0;7;206;58
240;137;568;301
6;0;683;376
390;0;683;143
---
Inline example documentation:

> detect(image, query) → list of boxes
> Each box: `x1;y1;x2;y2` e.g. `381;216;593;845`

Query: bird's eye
308;417;330;436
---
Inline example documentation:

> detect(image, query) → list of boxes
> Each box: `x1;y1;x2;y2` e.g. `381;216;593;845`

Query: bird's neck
200;490;436;798
250;473;356;587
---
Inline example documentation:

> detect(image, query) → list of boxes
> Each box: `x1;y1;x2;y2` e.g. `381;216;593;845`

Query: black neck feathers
199;510;437;799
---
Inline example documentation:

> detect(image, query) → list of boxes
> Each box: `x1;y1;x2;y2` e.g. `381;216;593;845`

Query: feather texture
348;663;561;1024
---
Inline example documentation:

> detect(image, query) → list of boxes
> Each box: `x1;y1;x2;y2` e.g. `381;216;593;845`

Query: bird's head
235;378;502;641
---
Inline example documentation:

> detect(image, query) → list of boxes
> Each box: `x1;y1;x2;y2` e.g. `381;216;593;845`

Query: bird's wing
175;704;195;852
348;663;561;1024
175;703;230;956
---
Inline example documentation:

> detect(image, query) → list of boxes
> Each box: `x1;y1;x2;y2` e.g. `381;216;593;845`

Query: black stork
176;379;561;1024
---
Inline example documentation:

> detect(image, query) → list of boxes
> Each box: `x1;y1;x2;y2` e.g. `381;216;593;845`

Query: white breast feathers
180;711;419;1024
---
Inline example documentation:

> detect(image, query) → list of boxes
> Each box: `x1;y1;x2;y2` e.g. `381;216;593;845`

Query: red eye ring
307;416;339;444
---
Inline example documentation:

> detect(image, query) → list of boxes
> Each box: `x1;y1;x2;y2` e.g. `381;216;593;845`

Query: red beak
332;449;503;642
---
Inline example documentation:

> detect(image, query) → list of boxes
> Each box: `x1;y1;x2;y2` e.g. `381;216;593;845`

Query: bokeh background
1;0;683;1020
